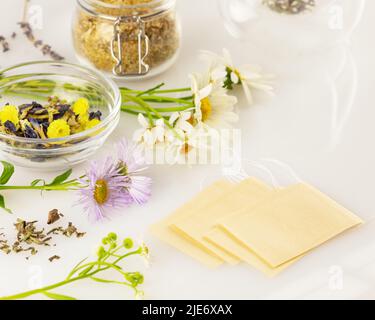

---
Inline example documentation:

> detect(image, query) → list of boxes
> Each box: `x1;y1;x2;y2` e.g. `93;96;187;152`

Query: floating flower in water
117;139;152;205
78;158;132;221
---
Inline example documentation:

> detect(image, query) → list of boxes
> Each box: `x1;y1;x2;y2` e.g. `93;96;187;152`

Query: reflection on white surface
328;47;358;147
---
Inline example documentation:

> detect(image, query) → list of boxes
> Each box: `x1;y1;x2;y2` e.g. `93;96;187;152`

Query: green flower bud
102;237;109;245
125;272;144;286
108;232;117;241
123;238;134;249
97;246;106;259
110;242;117;249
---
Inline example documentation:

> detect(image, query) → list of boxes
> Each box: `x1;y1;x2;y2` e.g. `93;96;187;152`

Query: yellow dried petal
47;119;71;138
86;118;101;130
0;105;19;126
72;98;89;116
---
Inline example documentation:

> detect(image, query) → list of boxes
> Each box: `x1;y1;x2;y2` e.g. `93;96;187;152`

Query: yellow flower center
94;179;109;205
180;143;191;155
200;97;212;122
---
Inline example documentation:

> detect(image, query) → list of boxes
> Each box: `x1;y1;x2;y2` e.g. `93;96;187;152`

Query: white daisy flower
190;73;238;129
169;111;194;133
200;48;274;105
165;126;213;164
133;114;165;147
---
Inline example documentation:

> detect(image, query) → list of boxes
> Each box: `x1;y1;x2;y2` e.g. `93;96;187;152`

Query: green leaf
78;265;95;277
48;169;72;186
30;179;46;187
0;194;12;214
43;291;77;300
0;161;14;185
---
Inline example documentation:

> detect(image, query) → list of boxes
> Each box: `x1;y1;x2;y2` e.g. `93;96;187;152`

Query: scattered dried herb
0;97;102;139
0;232;11;254
73;0;180;75
0;233;147;300
49;255;60;263
0;213;85;259
0;36;10;53
47;222;86;239
47;209;62;225
263;0;315;14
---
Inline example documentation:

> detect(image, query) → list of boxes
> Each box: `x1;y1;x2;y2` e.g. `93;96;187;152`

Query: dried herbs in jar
72;0;181;78
263;0;316;14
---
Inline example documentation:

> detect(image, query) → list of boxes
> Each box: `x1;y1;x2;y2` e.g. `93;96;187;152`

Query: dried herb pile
0;36;10;53
263;0;316;14
0;209;85;259
73;0;180;75
0;97;102;140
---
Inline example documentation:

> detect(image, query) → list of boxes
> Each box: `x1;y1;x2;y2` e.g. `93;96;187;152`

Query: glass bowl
218;0;366;57
0;61;121;170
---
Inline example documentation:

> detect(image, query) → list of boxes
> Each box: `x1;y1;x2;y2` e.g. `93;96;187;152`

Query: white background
0;0;375;300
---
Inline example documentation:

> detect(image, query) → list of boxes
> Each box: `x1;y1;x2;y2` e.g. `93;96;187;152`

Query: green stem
0;247;143;300
122;104;190;113
120;87;191;95
123;94;183;140
0;183;81;191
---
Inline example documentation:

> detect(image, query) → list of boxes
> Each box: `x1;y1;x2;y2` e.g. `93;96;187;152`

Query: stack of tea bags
150;178;363;276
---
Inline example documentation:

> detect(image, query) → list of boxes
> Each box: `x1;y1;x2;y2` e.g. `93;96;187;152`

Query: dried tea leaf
49;255;60;263
47;209;61;225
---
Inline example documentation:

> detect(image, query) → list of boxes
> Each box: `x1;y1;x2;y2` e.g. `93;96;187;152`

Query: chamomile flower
0;105;20;126
201;48;274;104
190;73;238;129
133;113;165;147
166;126;212;164
169;111;194;133
85;118;101;130
47;119;71;138
72;97;90;116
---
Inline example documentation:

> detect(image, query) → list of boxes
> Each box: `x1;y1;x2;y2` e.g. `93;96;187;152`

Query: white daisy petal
137;113;149;128
199;84;213;100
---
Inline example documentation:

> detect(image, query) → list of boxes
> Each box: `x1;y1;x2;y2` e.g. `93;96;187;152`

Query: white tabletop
0;0;374;300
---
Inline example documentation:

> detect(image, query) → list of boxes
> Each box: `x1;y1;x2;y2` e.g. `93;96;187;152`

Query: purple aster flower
117;139;152;205
78;157;132;221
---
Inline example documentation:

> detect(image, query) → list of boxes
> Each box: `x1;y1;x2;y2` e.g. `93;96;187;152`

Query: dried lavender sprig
18;22;64;61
